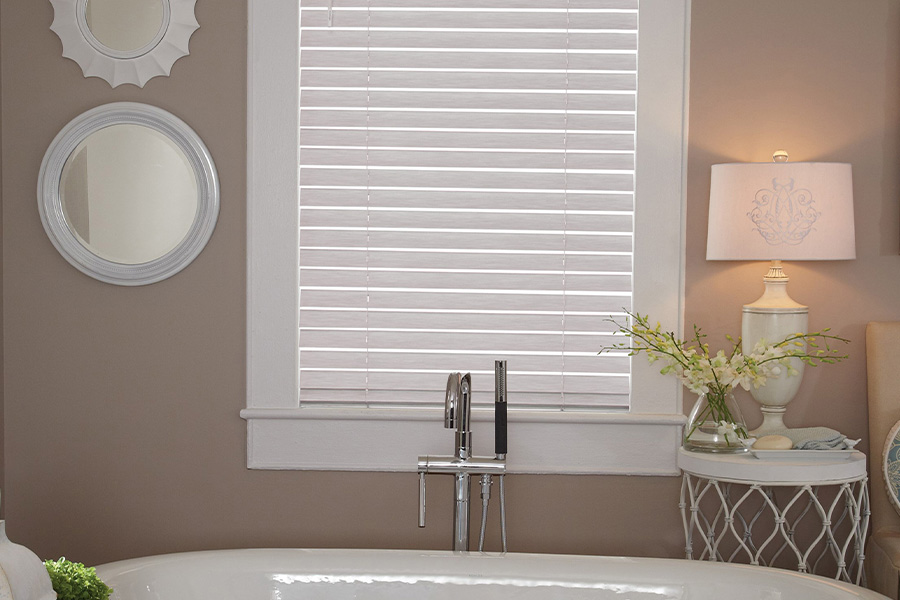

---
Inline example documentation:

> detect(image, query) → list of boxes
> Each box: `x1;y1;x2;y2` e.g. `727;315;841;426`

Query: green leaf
44;558;113;600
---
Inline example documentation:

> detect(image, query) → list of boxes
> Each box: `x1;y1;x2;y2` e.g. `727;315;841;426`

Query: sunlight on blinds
298;0;635;410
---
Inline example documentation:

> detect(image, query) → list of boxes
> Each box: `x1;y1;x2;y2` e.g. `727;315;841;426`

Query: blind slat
299;189;634;211
300;290;629;315
299;352;626;373
299;112;634;133
302;10;637;30
296;389;630;409
299;372;628;394
301;71;635;92
300;31;636;50
299;249;631;271
301;0;637;9
299;270;631;292
298;231;631;252
301;210;632;231
300;330;618;352
301;51;636;72
301;149;634;170
300;169;634;191
300;130;634;151
301;90;635;112
300;310;624;332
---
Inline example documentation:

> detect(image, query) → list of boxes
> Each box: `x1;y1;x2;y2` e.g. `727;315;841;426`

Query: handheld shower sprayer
494;360;507;459
494;360;508;552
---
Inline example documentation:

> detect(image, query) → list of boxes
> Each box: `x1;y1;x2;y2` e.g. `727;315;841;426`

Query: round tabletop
677;447;867;484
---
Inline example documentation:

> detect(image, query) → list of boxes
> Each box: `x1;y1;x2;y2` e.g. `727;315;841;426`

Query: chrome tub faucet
418;362;508;552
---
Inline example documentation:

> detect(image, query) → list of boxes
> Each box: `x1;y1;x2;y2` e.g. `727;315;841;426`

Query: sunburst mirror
50;0;199;88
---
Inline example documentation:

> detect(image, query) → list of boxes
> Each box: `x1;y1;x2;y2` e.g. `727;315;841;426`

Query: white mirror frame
38;102;219;286
50;0;199;88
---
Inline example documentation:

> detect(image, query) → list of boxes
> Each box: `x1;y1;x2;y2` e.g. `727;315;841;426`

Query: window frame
243;0;690;474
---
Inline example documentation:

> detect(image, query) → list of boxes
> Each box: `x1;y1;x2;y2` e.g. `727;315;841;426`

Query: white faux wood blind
298;0;635;410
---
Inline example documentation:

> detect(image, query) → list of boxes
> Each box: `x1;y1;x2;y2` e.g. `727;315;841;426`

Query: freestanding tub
94;548;888;600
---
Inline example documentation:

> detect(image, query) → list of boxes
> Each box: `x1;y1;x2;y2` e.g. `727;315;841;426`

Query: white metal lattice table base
678;448;870;585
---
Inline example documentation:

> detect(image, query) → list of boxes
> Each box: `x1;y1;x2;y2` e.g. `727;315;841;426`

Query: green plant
600;311;850;446
44;558;113;600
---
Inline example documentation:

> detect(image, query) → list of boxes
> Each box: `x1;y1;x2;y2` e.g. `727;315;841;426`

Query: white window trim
243;0;690;475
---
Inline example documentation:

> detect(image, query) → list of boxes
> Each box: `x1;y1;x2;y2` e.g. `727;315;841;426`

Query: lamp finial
772;149;789;163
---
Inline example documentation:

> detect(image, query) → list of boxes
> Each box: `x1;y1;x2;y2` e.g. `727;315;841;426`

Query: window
244;0;688;474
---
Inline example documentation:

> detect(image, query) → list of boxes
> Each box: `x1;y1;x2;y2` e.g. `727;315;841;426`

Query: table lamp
706;151;855;435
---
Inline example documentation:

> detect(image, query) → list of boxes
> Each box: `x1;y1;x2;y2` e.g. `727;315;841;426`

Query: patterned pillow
883;420;900;516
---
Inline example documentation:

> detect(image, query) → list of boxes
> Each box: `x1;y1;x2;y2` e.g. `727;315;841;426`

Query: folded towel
765;426;851;450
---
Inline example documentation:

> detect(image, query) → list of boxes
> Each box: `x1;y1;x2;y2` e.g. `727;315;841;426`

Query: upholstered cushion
867;322;900;599
867;323;900;532
868;529;900;599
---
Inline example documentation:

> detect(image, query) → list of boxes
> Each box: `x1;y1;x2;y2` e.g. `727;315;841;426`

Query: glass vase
684;387;749;453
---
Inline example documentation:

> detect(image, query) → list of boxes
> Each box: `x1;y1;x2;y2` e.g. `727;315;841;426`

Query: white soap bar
753;434;793;450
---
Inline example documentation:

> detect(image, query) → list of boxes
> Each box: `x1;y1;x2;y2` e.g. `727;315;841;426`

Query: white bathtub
95;548;887;600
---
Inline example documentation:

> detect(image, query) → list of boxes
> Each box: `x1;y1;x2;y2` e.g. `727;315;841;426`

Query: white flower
603;312;846;412
717;421;737;436
603;312;849;448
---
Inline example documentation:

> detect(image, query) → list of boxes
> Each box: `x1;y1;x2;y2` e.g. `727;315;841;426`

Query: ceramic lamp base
750;408;790;436
742;266;809;434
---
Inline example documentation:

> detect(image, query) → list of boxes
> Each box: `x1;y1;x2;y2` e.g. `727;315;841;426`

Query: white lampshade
707;161;855;261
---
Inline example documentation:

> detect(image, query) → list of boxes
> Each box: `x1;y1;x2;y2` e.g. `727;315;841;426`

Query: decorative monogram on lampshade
707;161;855;261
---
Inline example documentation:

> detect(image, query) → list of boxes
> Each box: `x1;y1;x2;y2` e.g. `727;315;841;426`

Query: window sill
240;407;686;475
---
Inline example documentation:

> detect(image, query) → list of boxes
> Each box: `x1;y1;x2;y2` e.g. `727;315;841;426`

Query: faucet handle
418;470;427;527
444;372;461;430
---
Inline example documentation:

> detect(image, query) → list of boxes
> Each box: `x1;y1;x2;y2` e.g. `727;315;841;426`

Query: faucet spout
444;372;472;460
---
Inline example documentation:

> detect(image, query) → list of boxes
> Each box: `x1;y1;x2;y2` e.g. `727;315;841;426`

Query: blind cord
364;0;371;407
561;0;570;410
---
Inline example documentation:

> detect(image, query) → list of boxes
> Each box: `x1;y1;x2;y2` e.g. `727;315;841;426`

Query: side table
678;447;870;585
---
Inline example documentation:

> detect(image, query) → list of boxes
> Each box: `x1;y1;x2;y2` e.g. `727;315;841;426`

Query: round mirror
50;0;198;88
39;103;219;285
60;124;198;265
83;0;167;55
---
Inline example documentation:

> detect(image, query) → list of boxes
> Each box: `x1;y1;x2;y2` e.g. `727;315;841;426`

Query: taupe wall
686;0;900;443
0;0;897;567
